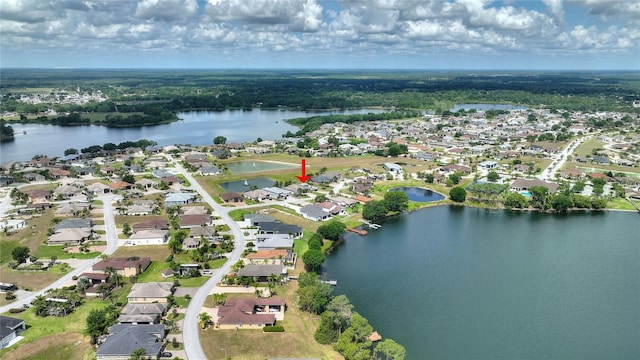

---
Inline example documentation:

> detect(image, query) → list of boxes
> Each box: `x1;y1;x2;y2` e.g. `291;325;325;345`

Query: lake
323;207;640;359
225;161;298;174
0;108;383;162
389;187;445;202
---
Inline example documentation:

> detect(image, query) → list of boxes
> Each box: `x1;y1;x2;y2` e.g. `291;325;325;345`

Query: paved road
537;136;590;181
0;194;119;314
170;158;247;360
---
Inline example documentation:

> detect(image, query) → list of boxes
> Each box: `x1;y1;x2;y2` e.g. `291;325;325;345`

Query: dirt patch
1;332;93;360
65;245;106;254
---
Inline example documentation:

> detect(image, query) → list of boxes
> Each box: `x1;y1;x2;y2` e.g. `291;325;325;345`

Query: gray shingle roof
97;324;165;358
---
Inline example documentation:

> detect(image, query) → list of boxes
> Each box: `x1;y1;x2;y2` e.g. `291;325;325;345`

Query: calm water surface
390;187;445;202
324;207;640;359
0;108;383;161
226;161;298;174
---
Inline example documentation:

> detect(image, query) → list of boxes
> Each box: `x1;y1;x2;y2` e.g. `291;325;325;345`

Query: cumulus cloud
204;0;323;32
0;0;637;67
135;0;198;22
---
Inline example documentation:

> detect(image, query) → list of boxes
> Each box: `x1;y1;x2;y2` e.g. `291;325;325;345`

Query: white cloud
135;0;198;22
204;0;323;32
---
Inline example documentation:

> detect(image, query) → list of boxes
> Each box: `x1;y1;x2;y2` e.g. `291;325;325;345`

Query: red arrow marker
296;159;310;183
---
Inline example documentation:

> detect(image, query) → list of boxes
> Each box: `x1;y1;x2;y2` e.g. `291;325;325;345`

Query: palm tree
199;312;212;329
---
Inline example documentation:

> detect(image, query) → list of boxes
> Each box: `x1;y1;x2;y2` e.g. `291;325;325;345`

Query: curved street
169;158;247;360
0;194;120;314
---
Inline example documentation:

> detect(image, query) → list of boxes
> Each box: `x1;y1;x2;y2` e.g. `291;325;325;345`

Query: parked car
161;352;172;358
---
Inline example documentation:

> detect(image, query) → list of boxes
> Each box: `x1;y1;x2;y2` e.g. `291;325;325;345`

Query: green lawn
35;245;100;260
574;138;605;158
136;261;172;282
176;276;209;287
0;299;108;357
607;198;638;211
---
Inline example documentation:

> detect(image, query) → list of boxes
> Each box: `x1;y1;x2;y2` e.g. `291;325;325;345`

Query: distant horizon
2;67;639;72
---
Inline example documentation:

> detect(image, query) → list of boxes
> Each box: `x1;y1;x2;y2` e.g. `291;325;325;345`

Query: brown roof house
92;257;151;277
216;297;286;330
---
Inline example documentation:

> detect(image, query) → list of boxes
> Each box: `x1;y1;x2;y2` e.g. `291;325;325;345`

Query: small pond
219;177;275;193
390;187;445;202
225;161;298;174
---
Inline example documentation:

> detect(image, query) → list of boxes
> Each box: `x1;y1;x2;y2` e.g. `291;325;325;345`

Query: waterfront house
216;297;285;330
118;303;167;324
220;192;244;203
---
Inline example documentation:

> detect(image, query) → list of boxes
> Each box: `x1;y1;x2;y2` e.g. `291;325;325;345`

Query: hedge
263;325;284;332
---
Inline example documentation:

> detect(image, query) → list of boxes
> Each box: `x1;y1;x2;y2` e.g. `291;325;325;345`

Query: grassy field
1;209;57;264
574;138;605;158
0;332;94;360
200;282;341;360
0;263;71;291
607;198;638;211
0;298;110;359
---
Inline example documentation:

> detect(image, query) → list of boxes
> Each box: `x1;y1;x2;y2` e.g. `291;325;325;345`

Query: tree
303;249;326;273
64;148;78;156
308;238;322;250
122;174;135;184
317;220;346;241
129;348;147;360
296;273;332;314
334;312;373;360
314;194;327;203
122;222;132;237
316;310;342;344
199;312;212;329
529;186;550;211
374;339;407;360
424;173;434;183
362;200;387;222
448;173;461;185
86;306;118;344
487;171;499;182
449;187;466;203
503;192;527;209
11;246;30;264
213;136;227;145
383;191;409;213
552;194;573;212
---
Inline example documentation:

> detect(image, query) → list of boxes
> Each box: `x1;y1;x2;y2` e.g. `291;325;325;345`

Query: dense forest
1;70;639;127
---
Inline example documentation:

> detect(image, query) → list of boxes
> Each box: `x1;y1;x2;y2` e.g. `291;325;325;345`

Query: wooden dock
321;280;338;286
359;219;381;229
347;227;368;235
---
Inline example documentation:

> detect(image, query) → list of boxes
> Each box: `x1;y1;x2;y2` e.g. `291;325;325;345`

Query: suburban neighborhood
1;106;639;359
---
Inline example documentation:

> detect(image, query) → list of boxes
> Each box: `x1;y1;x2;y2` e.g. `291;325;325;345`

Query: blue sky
1;0;638;70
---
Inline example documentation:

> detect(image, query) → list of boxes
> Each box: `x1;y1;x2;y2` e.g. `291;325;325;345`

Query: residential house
136;178;158;189
0;219;27;234
216;297;285;330
243;214;276;226
127;282;174;304
255;222;303;238
96;324;165;360
220;192;244;203
125;200;157;216
127;230;169;246
245;249;292;265
118;303;167;324
165;192;197;207
48;228;92;246
262;187;292;199
53;184;83;199
237;264;285;283
383;162;403;174
25;189;52;203
179;213;211;228
55;202;91;216
188;226;216;241
132;219;169;232
93;257;151;277
200;164;222;176
86;182;111;195
23;172;45;182
243;189;271;201
0;316;26;349
109;181;133;192
509;179;559;193
299;204;331;221
255;233;294;250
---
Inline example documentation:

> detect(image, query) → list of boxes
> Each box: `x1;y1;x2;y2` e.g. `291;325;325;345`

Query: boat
244;179;248;186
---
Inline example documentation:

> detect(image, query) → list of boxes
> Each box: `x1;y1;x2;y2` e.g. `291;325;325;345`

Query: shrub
263;325;284;332
8;308;25;313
